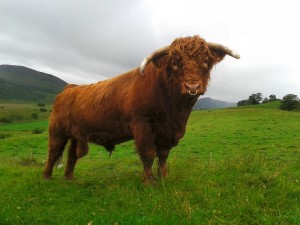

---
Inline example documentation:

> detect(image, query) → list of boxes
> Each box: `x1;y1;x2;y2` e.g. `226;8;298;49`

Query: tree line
237;93;300;111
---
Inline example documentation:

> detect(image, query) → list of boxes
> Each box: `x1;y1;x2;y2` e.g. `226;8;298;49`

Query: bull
43;35;240;183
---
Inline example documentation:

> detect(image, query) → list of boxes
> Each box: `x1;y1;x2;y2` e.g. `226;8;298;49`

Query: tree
249;93;263;105
280;94;300;111
237;99;250;106
262;98;269;104
269;94;277;102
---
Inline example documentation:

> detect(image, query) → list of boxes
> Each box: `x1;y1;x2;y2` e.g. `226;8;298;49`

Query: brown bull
43;35;239;183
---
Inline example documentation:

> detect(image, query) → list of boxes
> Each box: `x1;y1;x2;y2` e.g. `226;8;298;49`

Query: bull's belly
88;132;133;146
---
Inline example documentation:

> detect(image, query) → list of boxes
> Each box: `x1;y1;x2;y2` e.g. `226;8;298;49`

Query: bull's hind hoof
43;172;52;180
143;176;157;185
64;174;75;180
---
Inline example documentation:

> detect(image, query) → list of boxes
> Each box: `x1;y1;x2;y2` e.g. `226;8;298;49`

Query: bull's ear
207;42;240;63
209;50;226;64
152;56;166;68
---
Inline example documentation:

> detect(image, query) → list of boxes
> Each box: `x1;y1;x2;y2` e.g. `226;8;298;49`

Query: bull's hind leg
64;139;89;179
43;135;68;179
64;139;78;179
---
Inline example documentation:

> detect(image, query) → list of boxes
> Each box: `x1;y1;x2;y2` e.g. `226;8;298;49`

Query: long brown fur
43;35;226;182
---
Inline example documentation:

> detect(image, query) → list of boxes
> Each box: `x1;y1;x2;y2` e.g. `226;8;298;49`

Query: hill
0;65;67;102
193;97;236;110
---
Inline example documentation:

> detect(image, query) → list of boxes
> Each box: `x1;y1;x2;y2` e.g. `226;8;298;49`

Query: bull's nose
185;83;200;95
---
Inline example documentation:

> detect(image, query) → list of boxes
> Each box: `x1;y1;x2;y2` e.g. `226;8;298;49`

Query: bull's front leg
157;148;170;178
132;120;156;184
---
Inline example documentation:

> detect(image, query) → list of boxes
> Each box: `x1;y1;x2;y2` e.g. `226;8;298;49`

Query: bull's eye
202;62;208;70
172;65;179;71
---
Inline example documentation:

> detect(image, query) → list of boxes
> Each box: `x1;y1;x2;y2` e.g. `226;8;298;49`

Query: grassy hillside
0;102;52;124
0;65;67;102
0;105;299;224
238;100;281;109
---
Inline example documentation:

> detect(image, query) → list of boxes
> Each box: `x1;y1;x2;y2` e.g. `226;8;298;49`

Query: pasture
0;103;299;224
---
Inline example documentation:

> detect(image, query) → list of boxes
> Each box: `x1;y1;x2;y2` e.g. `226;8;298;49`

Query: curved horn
139;46;170;75
207;42;240;59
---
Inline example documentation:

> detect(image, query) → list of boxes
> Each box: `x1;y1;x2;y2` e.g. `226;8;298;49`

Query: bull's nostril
185;83;200;90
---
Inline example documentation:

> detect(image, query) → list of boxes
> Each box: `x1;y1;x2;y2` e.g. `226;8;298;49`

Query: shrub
37;103;45;107
0;132;12;139
0;117;12;123
262;98;269;104
237;100;250;106
31;113;38;119
32;128;44;134
40;107;47;112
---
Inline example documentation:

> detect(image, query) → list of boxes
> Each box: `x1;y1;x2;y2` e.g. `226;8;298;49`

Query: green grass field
0;102;299;224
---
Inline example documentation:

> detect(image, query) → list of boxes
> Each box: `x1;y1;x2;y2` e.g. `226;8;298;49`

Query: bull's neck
157;81;197;124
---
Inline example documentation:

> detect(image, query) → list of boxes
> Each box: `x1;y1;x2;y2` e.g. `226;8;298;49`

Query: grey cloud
0;0;161;83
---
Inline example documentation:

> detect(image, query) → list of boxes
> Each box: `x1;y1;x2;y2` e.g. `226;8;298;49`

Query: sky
1;0;300;102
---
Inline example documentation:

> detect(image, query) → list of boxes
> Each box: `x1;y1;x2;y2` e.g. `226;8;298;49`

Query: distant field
0;120;48;131
0;102;52;124
0;103;299;224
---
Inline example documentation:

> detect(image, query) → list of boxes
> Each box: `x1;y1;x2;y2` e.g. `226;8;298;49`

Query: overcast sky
1;0;299;102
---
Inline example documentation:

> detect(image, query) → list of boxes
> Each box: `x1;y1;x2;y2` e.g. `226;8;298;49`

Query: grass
0;120;48;131
0;103;299;224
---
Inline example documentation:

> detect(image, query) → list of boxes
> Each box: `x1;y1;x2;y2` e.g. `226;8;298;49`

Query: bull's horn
139;46;170;75
207;42;240;59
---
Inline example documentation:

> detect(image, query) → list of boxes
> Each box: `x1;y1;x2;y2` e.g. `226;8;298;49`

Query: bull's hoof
64;174;75;180
43;171;52;180
142;176;157;185
43;176;52;180
157;170;168;179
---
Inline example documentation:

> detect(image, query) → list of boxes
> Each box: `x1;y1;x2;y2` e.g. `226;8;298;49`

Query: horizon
0;63;290;103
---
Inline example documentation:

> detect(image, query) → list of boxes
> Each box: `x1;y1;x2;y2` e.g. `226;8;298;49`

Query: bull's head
140;35;240;97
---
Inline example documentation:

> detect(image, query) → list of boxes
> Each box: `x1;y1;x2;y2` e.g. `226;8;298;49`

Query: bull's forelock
168;35;215;71
169;35;207;57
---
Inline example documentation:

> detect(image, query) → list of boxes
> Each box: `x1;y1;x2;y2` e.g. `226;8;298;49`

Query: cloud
0;0;162;82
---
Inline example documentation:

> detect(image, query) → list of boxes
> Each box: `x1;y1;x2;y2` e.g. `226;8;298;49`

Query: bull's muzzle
185;83;200;96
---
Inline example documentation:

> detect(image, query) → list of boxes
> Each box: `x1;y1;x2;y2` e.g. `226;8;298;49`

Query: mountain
193;97;236;110
0;65;67;102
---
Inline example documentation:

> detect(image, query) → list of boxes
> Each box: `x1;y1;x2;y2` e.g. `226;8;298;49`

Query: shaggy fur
43;35;226;182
